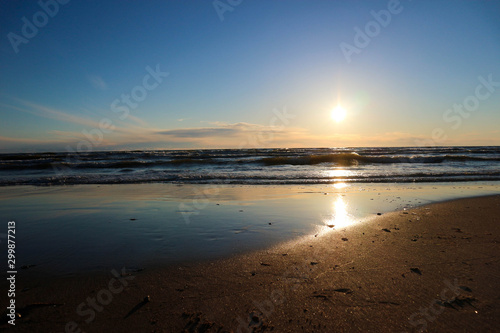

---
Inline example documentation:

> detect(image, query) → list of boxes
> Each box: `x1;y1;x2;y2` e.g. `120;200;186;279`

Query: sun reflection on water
324;168;351;179
324;195;355;229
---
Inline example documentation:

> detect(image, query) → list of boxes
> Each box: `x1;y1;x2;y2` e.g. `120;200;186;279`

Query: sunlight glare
331;105;347;122
325;195;354;229
323;168;350;179
333;182;348;189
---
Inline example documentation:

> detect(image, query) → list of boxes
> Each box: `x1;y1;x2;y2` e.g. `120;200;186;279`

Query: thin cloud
157;127;238;138
127;114;148;127
152;122;306;148
3;97;148;134
155;122;288;139
87;75;108;90
3;99;103;129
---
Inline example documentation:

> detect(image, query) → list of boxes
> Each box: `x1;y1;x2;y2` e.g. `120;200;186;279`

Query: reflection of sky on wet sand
2;182;500;275
333;182;348;189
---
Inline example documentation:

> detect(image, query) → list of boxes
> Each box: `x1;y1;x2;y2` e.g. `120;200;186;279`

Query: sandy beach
2;193;499;332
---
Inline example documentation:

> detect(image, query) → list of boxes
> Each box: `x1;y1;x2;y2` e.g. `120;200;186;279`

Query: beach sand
2;194;499;332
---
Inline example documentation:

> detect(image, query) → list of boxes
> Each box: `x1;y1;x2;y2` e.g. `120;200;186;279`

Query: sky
1;0;499;152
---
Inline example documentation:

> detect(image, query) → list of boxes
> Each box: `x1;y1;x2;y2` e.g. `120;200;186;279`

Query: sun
330;105;347;122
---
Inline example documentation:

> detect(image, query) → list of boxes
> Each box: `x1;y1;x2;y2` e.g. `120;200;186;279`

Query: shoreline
2;194;499;332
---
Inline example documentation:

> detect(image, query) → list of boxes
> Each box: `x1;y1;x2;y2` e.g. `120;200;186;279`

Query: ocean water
1;146;499;186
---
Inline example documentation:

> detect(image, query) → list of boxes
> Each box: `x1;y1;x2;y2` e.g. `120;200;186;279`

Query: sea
1;146;500;186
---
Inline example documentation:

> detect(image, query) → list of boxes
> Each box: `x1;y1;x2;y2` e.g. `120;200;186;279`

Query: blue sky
1;0;499;152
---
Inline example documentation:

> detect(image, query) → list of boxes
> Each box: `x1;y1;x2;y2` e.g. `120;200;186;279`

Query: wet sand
1;182;499;276
2;194;499;332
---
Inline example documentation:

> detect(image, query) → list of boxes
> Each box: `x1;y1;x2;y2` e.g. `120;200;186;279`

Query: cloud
3;97;149;133
157;127;238;138
2;99;104;129
126;114;148;127
87;75;108;90
155;122;290;140
151;122;309;148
